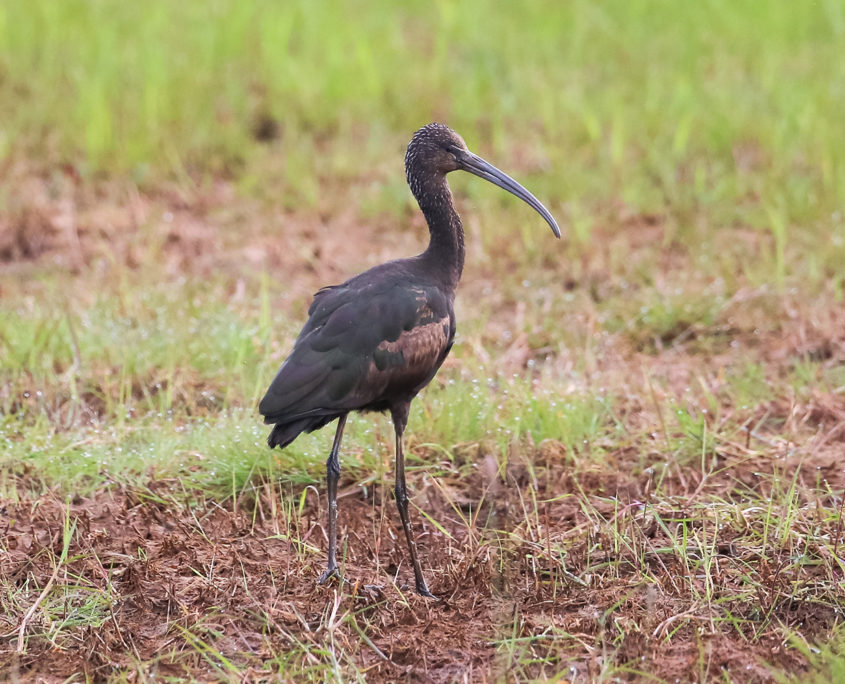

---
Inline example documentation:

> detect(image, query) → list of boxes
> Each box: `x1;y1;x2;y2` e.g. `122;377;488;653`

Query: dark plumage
260;123;559;597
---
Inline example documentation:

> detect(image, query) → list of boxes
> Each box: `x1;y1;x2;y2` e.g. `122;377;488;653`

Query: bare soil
2;460;834;683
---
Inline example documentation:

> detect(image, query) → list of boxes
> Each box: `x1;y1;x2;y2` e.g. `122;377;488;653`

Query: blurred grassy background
2;0;844;259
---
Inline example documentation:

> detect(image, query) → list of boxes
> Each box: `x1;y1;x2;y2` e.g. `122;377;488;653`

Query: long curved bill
456;150;561;238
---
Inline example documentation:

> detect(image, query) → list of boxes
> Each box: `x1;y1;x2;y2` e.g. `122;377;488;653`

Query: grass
1;0;845;681
1;1;844;278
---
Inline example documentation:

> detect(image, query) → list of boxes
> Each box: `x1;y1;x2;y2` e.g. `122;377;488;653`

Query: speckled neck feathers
405;125;466;290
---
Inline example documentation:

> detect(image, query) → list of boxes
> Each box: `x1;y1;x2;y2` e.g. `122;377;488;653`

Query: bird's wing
259;280;452;423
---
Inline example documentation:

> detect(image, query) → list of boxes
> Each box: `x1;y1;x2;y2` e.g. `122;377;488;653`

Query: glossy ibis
259;123;559;597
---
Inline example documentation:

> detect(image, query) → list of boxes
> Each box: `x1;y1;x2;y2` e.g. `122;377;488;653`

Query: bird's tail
266;413;338;449
267;419;311;449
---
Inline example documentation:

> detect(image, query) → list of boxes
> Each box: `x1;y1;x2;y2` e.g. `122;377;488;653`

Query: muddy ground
2;460;836;682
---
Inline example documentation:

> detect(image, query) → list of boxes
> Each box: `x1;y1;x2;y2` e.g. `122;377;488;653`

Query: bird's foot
318;566;341;585
416;581;437;599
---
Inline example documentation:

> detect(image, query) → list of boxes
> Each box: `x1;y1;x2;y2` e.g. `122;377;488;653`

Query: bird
259;123;559;597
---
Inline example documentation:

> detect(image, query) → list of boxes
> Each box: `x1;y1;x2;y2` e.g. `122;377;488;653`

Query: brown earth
1;458;835;683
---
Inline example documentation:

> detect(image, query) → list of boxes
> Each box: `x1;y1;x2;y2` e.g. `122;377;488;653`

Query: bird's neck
417;179;465;290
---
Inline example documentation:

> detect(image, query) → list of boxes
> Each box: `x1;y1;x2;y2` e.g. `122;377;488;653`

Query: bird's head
405;123;560;238
405;123;469;176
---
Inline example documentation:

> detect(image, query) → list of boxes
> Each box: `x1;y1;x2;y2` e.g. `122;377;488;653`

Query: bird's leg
319;413;348;585
391;406;436;598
